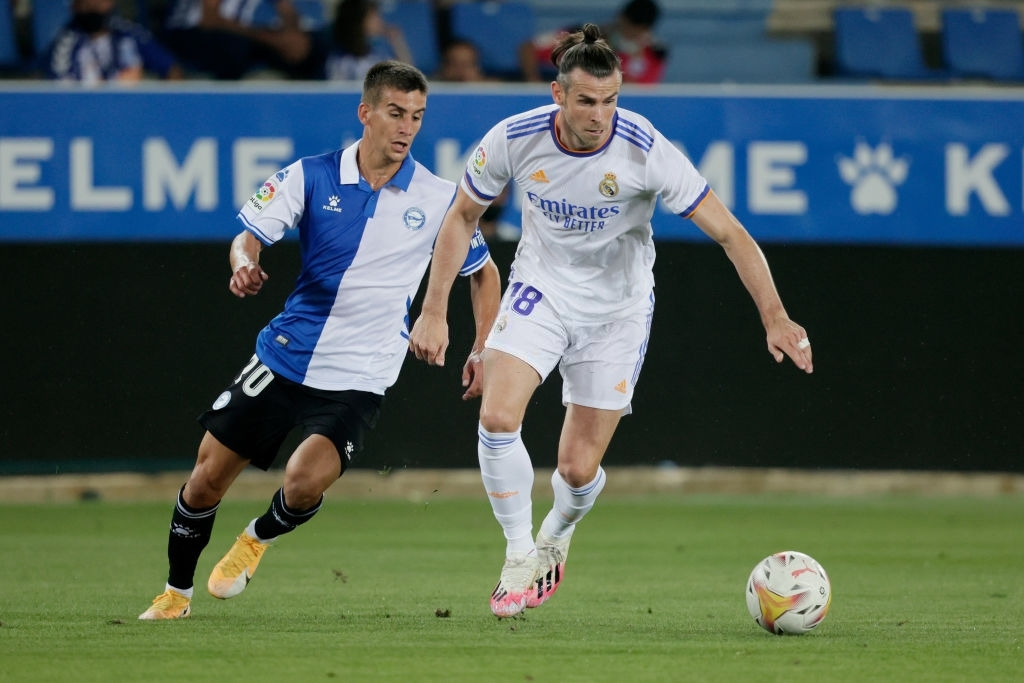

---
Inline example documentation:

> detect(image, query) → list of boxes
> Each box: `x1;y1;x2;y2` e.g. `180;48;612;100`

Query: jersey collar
339;141;416;192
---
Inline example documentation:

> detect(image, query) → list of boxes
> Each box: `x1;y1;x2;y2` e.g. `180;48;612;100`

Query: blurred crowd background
3;0;1024;86
3;1;1024;475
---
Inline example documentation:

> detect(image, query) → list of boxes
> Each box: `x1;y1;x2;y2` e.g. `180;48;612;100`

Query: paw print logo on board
837;141;909;215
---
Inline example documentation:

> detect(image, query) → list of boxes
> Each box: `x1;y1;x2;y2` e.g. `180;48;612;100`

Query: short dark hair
362;60;429;106
551;23;621;87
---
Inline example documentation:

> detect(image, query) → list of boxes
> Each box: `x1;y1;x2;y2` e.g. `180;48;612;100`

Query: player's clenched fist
409;312;449;366
229;262;268;298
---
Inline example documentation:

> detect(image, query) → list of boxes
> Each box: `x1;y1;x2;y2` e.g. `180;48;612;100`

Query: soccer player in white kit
139;61;500;620
409;26;814;618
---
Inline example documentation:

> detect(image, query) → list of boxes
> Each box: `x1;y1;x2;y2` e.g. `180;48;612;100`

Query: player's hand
461;351;483;400
229;262;268;298
409;312;449;366
766;316;813;374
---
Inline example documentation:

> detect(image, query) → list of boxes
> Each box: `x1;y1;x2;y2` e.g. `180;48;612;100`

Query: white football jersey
462;103;708;320
238;142;490;393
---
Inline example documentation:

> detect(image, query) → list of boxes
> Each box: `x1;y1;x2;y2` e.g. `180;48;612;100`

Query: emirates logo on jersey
526;191;621;232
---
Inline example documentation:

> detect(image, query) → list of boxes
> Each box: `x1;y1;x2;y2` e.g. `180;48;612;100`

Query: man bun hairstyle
363;60;429;106
551;23;621;85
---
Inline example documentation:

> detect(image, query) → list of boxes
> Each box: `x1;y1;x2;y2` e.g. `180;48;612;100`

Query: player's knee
187;461;236;506
478;406;522;434
182;476;225;509
282;477;329;511
280;481;323;511
557;462;600;489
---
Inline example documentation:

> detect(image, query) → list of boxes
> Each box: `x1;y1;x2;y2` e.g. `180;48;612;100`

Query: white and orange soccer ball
745;550;832;635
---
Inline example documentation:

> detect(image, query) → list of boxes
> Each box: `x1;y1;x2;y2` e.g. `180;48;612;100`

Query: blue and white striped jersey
238;142;490;393
165;0;262;29
462;103;708;321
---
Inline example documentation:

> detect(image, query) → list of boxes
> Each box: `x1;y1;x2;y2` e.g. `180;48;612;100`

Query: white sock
245;518;262;541
478;424;535;556
539;467;607;540
244;518;277;544
166;583;194;599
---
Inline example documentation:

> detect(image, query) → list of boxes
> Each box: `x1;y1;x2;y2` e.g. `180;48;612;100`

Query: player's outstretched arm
462;258;501;399
690;190;813;374
410;188;490;366
228;230;268;298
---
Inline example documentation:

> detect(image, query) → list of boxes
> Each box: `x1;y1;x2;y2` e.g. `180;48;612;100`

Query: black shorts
198;354;383;471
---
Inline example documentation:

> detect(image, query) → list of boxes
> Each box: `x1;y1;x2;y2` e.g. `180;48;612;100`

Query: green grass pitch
1;493;1021;682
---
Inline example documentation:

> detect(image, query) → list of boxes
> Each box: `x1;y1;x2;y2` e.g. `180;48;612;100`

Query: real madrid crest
598;172;619;198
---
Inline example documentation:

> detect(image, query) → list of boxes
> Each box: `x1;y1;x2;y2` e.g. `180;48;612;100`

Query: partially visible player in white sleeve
139;61;500;621
409;24;813;618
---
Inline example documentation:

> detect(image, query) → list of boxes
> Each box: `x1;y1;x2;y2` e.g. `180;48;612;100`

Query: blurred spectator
518;0;667;84
161;0;328;79
435;38;492;82
44;0;183;84
326;0;412;81
430;0;458;51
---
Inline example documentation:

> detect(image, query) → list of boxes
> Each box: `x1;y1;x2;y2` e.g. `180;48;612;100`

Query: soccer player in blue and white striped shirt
140;61;500;620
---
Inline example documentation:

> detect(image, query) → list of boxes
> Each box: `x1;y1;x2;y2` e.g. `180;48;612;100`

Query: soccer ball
745;550;831;635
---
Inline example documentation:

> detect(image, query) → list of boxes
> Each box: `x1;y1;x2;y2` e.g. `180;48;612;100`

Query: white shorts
485;280;654;413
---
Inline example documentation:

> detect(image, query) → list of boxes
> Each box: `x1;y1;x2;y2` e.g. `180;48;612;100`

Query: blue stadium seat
941;8;1024;81
449;1;536;79
530;7;600;35
31;0;72;58
379;0;440;76
0;0;20;67
833;7;943;80
661;38;815;84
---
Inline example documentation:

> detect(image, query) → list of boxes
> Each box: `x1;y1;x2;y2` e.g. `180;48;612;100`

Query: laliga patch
403;206;426;231
471;145;487;177
248;178;278;213
598;172;619;198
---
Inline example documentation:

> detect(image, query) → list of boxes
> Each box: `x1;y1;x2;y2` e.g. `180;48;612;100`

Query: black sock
166;486;218;591
253;488;322;541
